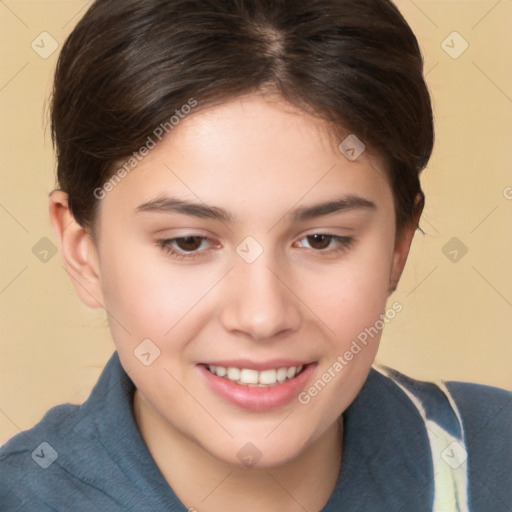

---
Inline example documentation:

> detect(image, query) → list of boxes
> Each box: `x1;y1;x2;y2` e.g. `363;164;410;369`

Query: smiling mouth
204;364;307;387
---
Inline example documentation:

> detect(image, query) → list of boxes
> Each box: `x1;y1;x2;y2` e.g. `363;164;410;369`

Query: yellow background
1;0;511;444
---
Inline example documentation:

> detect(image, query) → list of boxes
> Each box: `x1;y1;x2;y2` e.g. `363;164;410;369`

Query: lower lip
198;364;316;411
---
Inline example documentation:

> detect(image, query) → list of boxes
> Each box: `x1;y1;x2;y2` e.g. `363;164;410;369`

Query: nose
219;253;302;341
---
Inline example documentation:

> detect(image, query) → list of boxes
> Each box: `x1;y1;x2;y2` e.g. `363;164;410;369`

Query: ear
49;190;105;309
388;195;424;295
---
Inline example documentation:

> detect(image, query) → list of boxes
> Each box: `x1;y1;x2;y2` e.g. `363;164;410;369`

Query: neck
133;390;343;512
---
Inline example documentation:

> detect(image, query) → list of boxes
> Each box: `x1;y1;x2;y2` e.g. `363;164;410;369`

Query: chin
200;429;314;470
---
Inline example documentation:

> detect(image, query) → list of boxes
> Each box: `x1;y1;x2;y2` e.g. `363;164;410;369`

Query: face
61;93;414;468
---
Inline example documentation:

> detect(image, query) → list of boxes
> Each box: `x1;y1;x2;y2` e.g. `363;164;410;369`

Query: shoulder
372;366;512;511
445;379;512;509
442;378;512;457
444;378;512;422
378;366;511;436
0;402;82;510
0;352;127;511
0;401;81;462
1;401;81;451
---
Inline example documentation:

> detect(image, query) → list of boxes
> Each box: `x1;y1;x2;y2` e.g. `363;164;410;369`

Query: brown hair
51;0;434;234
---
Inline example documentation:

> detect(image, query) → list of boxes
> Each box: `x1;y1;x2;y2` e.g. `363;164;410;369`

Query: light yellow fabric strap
373;366;470;512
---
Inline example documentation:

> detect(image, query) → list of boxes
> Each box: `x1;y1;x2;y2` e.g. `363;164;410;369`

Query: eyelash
157;234;354;261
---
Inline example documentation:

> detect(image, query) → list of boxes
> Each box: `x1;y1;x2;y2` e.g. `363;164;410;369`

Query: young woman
1;1;510;511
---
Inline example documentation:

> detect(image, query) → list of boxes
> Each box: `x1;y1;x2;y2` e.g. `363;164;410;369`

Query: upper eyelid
160;233;353;251
160;232;351;242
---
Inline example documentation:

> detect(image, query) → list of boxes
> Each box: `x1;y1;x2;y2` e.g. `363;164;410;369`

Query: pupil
308;234;330;250
178;237;202;251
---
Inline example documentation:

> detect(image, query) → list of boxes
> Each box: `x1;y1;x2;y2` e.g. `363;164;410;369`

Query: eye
294;234;354;255
158;236;214;260
157;233;354;261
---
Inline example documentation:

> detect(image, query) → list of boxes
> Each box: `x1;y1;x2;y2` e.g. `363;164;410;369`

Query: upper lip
199;359;314;371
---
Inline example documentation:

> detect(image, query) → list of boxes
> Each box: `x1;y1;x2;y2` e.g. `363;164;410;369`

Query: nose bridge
219;246;302;340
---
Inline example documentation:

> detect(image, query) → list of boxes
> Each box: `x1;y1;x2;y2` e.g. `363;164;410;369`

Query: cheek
295;241;395;424
302;234;395;342
97;234;225;348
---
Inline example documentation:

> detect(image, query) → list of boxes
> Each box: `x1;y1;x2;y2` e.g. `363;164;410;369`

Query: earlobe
49;190;105;309
388;199;424;295
389;231;412;295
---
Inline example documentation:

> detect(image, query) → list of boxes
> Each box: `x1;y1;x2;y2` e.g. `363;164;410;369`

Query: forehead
97;93;393;226
165;93;362;170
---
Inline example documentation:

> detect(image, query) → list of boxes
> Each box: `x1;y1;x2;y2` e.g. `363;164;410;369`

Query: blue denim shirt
1;351;510;511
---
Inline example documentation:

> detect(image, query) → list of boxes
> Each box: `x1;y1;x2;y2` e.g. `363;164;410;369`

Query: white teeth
215;366;226;377
286;366;297;379
227;367;240;380
259;369;277;385
207;364;305;386
276;368;288;382
239;369;259;384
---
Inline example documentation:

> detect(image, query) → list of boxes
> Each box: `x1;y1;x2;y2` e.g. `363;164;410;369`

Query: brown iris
175;237;204;251
306;234;332;250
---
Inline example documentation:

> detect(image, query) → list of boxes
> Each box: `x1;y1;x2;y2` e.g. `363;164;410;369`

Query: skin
49;93;421;512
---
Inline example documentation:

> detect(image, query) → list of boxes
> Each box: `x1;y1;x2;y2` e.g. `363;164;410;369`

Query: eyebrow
291;195;377;221
136;197;233;223
135;194;377;223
